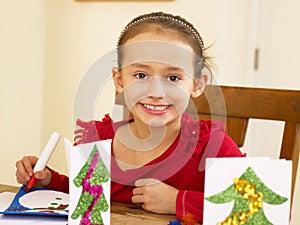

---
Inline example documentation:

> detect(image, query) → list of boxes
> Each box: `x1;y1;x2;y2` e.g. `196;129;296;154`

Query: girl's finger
35;170;47;180
22;156;38;176
132;186;144;195
15;160;30;180
15;170;29;184
135;178;159;186
131;194;144;204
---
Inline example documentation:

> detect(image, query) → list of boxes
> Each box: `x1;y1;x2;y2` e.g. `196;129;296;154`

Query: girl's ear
112;67;124;94
191;75;208;98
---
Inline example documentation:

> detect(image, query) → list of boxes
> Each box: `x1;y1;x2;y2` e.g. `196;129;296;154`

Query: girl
15;11;244;222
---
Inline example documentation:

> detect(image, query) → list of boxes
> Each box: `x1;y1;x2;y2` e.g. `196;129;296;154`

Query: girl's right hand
15;156;52;188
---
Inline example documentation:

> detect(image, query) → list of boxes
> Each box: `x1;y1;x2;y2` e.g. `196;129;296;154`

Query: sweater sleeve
176;190;204;222
45;167;69;193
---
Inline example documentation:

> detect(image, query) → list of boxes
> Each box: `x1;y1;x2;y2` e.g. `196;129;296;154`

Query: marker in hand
26;132;61;192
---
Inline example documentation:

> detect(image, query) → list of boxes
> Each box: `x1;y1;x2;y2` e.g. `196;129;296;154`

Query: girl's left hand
132;178;179;214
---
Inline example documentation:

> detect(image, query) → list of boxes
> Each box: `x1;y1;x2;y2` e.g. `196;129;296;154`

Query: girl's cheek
171;88;193;115
123;81;147;108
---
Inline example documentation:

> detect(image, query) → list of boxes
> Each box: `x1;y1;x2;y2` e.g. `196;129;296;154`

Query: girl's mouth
140;103;171;114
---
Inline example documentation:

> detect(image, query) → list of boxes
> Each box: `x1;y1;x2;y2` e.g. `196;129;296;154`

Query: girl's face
113;32;203;128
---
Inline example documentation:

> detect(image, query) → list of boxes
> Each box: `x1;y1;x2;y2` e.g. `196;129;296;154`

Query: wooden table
0;184;175;225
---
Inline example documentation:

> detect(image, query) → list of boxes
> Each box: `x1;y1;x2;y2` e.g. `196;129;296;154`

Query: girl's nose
146;77;166;98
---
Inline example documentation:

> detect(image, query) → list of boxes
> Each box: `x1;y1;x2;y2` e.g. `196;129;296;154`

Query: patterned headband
117;15;205;53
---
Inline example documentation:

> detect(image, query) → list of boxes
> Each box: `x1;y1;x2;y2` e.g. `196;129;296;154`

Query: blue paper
169;218;182;225
0;186;68;217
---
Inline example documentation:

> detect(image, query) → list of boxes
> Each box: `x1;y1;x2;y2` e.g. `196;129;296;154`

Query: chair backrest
187;85;300;205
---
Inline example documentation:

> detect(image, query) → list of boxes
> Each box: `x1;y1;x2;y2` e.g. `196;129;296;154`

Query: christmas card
65;139;111;225
203;157;292;225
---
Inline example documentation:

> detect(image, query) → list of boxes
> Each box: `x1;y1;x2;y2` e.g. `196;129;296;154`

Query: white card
67;139;111;225
203;157;292;225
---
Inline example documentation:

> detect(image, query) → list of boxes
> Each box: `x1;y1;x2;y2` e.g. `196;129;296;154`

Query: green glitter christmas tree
205;167;288;225
71;144;110;225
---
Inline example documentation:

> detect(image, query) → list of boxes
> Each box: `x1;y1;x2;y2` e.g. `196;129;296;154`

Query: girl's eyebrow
130;63;184;71
130;63;151;69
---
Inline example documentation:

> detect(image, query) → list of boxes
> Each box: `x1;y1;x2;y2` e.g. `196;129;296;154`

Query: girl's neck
115;116;181;152
131;116;181;141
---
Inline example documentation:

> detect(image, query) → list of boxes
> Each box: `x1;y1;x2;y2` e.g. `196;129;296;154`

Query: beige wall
0;0;46;185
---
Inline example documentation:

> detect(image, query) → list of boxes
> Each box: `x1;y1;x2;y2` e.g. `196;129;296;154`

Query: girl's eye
134;72;148;79
167;75;181;82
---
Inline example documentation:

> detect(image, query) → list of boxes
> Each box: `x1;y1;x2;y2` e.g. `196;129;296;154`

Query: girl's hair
117;11;213;79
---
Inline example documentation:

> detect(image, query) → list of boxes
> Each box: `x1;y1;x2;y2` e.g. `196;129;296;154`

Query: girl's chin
148;117;167;127
132;114;168;128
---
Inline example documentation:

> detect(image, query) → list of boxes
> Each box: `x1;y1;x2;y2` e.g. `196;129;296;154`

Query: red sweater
46;113;244;222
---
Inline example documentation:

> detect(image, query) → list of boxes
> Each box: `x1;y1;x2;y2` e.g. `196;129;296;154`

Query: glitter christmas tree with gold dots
205;167;288;225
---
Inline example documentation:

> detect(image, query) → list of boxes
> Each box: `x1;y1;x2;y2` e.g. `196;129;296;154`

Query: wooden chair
187;85;300;205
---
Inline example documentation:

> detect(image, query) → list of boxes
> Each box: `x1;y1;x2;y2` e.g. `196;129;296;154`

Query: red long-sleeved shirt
46;113;244;222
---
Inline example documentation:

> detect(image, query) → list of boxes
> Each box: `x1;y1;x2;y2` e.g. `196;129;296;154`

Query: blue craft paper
0;186;68;217
169;219;182;225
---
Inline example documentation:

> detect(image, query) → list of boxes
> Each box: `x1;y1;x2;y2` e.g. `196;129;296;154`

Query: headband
117;15;205;53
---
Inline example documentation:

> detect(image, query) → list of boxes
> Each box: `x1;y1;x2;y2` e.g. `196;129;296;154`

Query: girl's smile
139;103;172;115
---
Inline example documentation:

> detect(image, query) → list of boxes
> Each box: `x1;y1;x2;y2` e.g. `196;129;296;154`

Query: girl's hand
132;178;178;214
15;156;52;188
